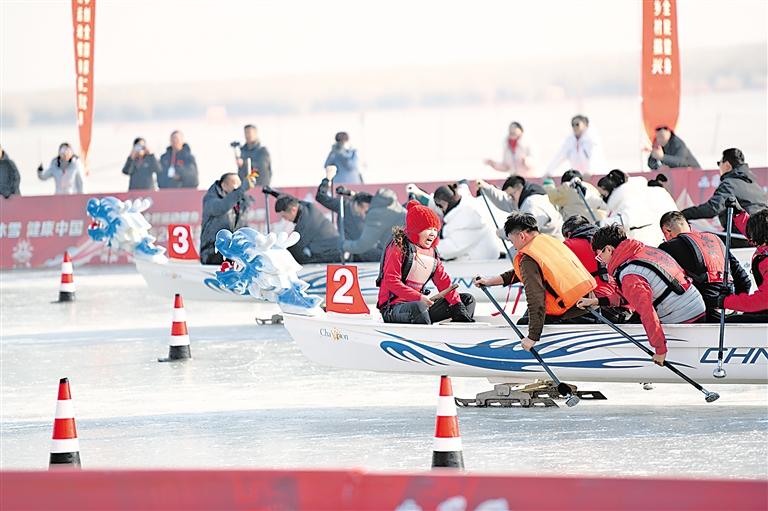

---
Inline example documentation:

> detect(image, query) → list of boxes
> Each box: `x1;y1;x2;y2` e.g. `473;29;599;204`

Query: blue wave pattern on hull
378;329;692;372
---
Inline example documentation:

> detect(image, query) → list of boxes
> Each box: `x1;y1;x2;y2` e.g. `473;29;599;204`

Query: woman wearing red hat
375;200;475;324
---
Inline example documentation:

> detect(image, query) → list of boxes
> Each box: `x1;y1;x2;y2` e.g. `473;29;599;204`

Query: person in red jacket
376;200;475;324
722;204;768;322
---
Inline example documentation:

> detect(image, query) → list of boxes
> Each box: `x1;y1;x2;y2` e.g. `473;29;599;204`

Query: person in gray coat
342;188;406;262
275;194;341;265
0;146;21;198
122;137;160;190
200;173;252;265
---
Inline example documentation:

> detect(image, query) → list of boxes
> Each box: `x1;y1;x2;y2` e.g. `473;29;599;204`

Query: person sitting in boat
342;187;407;263
658;210;751;322
579;224;706;366
561;215;631;323
200;172;253;265
376;200;475;324
546;170;607;223
474;212;596;351
432;181;503;261
274;193;342;264
721;203;768;323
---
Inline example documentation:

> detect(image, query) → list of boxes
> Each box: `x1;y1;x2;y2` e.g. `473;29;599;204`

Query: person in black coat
647;126;700;170
122;137;160;190
199;173;252;265
158;131;199;189
274;194;340;264
0;146;21;198
235;124;271;186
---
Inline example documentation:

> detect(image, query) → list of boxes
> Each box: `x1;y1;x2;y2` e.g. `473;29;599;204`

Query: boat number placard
326;265;370;315
167;224;199;260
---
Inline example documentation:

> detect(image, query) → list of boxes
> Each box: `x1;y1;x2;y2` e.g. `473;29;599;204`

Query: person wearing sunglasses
545;114;607;178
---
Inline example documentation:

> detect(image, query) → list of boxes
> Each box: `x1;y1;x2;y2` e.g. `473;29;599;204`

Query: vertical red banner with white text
71;0;96;171
641;0;680;144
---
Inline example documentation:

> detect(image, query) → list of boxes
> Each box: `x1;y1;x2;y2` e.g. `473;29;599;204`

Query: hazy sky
1;0;766;93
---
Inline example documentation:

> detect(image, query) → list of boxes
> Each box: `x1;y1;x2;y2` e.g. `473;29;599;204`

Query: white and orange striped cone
49;377;81;469
158;294;191;362
57;251;75;302
431;375;464;469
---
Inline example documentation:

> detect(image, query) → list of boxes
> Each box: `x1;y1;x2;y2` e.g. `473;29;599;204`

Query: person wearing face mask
122;137;160;190
545;114;607;177
483;121;536;178
200;172;253;265
376;200;475;325
158;130;199;189
37;142;85;195
324;132;363;184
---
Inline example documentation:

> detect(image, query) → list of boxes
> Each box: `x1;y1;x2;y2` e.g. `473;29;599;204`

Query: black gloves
450;302;475;323
724;196;744;213
569;178;587;196
717;284;735;308
37;163;43;172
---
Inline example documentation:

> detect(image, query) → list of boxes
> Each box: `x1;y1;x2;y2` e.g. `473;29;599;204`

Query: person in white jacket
597;169;678;246
433;181;503;261
477;176;563;239
37;142;85;195
545;115;607;177
483;121;537;178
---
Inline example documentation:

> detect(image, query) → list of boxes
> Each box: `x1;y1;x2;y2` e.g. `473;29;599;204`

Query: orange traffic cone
158;294;191;362
57;252;75;302
431;375;464;469
49;378;81;469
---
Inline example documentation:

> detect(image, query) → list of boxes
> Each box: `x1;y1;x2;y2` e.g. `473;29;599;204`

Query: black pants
381;293;476;324
516;306;631;325
725;311;768;323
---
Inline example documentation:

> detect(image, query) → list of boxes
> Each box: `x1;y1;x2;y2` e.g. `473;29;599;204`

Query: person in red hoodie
376;200;475;324
579;224;705;365
722;203;768;323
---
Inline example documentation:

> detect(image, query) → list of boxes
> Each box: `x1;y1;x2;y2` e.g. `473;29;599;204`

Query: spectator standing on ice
200;173;253;265
545;115;606;177
324;132;363;184
483;121;536;177
647;126;700;170
37;142;85;195
121;137;160;191
158;131;198;189
235;124;271;186
0;146;21;198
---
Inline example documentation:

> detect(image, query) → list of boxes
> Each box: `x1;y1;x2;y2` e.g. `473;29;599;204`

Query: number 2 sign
325;265;370;315
167;224;200;260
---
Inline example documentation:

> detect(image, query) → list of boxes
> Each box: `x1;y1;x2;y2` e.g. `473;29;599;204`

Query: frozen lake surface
2;267;767;478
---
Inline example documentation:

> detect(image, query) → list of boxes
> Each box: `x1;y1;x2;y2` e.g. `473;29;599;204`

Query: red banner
641;0;680;143
71;0;96;169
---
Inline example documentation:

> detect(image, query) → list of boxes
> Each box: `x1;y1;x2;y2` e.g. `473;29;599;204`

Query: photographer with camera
200;172;255;265
233;124;271;186
122;137;160;191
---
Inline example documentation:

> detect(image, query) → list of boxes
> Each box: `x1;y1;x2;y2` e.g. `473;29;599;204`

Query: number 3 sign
167;224;200;260
325;265;370;315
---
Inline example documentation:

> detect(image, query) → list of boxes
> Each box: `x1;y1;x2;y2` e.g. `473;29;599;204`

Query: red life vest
753;245;768;288
613;245;690;307
678;231;726;284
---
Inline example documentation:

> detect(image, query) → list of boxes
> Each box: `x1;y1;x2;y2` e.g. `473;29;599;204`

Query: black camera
335;186;354;197
230;141;241;148
262;185;280;198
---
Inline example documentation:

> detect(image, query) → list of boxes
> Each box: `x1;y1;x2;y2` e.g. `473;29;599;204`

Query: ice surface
2;267;767;477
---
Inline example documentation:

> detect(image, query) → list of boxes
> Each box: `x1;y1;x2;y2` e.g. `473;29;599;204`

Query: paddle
477;188;514;262
427;284;459;308
571;179;598;223
337;187;346;265
587;308;720;402
477;282;580;407
714;204;735;378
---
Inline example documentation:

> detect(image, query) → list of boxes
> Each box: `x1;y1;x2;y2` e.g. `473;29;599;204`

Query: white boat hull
283;312;768;384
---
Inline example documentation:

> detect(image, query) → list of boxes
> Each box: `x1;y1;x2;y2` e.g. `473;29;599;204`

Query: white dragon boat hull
283;312;768;384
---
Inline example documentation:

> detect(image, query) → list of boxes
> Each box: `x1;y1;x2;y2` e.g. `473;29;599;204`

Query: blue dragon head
215;227;322;315
86;197;166;260
86;197;123;242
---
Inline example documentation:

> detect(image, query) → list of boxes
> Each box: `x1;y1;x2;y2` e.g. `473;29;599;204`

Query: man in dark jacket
158;131;199;189
200;173;252;265
275;194;340;264
647;127;700;170
343;188;406;262
236;124;271;186
122;137;160;190
681;148;767;236
659;211;751;321
0;146;21;198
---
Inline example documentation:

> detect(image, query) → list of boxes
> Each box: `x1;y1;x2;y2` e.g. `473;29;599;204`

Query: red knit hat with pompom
405;200;441;244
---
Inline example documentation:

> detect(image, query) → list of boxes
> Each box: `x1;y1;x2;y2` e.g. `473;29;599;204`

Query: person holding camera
233;124;271;186
158;130;198;189
37;142;85;195
122;137;160;191
324;132;363;184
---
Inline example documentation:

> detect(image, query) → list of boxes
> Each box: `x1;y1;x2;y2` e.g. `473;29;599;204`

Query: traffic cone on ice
49;378;81;469
57;252;75;302
158;294;191;362
431;375;464;469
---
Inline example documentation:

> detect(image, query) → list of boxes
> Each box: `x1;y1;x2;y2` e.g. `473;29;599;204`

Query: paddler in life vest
658;210;752;322
578;225;706;366
474;212;597;351
376;200;476;324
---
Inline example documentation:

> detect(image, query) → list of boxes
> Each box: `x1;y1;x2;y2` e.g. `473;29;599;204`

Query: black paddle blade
557;382;573;397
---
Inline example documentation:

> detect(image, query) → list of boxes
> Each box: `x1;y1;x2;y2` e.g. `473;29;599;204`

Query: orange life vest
678;231;726;284
513;234;597;316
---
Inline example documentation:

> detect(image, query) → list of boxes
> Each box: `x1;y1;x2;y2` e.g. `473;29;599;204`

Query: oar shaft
479;285;525;338
529;347;563;386
717;206;734;367
574;183;598;223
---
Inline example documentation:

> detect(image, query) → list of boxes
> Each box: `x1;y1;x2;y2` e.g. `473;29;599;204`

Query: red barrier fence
1;168;765;269
1;469;765;511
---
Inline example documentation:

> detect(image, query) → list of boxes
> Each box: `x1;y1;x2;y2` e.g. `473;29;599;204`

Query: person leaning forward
474;212;596;352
